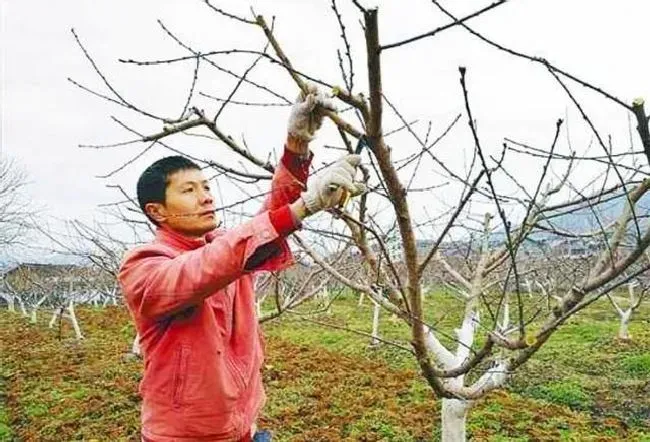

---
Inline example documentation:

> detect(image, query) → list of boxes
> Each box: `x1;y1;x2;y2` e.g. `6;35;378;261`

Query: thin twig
381;0;508;51
331;0;355;92
429;0;633;111
178;55;201;121
70;29;166;121
214;40;270;123
200;92;289;107
203;0;255;24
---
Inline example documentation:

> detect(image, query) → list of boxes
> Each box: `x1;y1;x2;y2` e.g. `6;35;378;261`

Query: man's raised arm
260;85;336;212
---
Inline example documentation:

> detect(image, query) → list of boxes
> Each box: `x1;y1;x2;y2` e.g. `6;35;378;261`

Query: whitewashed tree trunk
427;230;509;442
425;311;476;442
618;309;632;339
47;301;84;340
30;293;50;324
500;296;510;332
108;284;119;306
608;283;643;341
319;287;329;304
524;278;533;298
132;333;141;356
67;300;84;340
0;292;15;312
17;297;28;317
318;287;331;314
535;280;562;310
370;300;380;346
441;397;470;442
439;360;508;442
49;306;64;328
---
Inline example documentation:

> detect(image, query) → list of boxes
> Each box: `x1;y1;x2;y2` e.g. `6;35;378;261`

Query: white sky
2;0;650;256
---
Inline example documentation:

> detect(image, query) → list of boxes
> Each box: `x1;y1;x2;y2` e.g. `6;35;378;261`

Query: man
118;85;366;441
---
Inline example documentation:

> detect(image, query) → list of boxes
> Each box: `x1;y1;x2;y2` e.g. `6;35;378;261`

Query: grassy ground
0;291;649;441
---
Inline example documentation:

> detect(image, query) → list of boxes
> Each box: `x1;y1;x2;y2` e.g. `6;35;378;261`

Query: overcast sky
2;0;650;258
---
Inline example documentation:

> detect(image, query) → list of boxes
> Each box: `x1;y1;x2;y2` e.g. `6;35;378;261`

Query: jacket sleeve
118;211;293;321
259;138;312;213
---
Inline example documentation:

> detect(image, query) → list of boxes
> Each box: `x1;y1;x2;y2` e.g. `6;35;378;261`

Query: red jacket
118;147;310;441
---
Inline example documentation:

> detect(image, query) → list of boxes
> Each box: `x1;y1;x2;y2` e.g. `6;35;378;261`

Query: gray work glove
287;83;337;141
301;154;367;215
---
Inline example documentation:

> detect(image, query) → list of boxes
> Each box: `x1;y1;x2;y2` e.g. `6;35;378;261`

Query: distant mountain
535;189;650;240
445;189;650;254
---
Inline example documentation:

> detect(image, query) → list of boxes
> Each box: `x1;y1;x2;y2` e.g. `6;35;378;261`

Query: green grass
262;290;650;439
620;353;650;376
0;288;648;441
528;381;592;409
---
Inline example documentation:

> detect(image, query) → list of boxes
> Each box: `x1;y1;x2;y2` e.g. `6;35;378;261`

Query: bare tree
607;280;647;340
0;156;31;248
30;213;141;348
70;2;650;440
3;263;88;340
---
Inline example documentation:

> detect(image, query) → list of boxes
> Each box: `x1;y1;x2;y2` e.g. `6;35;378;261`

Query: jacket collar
155;225;218;251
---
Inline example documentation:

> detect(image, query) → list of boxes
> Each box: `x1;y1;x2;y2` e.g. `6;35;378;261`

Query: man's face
145;168;219;237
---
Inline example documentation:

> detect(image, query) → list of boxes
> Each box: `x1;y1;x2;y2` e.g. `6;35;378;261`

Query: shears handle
327;184;351;208
354;135;369;154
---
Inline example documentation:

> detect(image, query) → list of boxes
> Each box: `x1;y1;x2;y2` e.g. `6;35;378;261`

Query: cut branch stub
632;98;650;166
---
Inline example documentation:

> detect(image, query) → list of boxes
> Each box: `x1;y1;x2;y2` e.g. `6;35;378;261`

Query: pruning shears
353;135;370;155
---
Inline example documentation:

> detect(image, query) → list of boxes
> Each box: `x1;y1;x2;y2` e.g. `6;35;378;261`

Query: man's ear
144;202;167;224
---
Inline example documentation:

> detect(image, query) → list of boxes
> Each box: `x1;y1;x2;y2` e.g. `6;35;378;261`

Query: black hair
136;156;201;226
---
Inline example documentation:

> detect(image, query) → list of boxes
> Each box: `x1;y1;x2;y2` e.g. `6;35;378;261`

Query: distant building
1;262;79;279
549;238;606;259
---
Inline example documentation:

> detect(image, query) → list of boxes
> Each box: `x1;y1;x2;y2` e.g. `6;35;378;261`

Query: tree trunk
441;398;470;442
17;297;28;317
319;288;332;314
618;310;632;340
370;301;380;346
319;288;329;304
67;300;84;340
132;334;141;356
49;307;63;328
30;293;50;323
0;293;15;312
